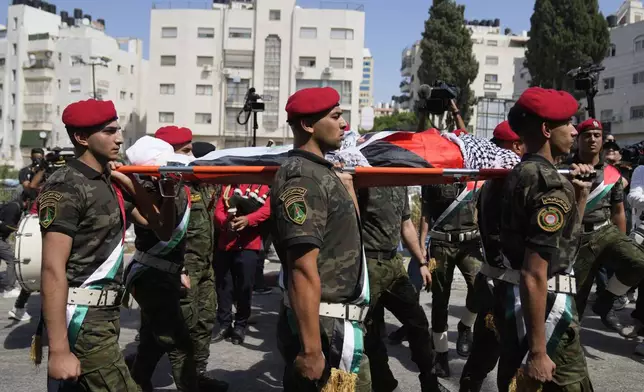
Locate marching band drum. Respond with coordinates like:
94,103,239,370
14,214,42,292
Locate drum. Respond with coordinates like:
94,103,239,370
14,214,42,292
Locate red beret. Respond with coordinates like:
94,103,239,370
155,126,192,146
62,99,117,128
285,87,340,121
577,118,603,133
515,87,579,122
493,121,520,141
453,129,468,136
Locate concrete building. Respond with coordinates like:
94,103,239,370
616,0,644,25
0,1,148,168
398,22,528,138
147,0,365,148
360,48,373,108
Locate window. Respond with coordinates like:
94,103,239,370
161,27,178,38
161,55,176,66
224,50,254,69
196,84,213,96
195,113,212,124
0,58,5,66
160,84,175,95
13,17,18,30
12,44,17,55
600,109,614,122
130,93,134,100
11,69,16,82
69,78,81,93
269,10,281,21
300,27,317,39
487,40,498,46
70,55,82,66
58,53,62,62
226,78,250,104
299,56,316,67
229,27,252,39
330,57,352,69
197,27,215,38
484,74,498,83
633,71,644,84
484,92,498,98
631,106,644,119
263,35,282,131
485,56,499,65
360,86,369,91
607,44,616,57
330,28,354,40
159,112,175,123
130,65,134,74
117,65,122,73
11,93,15,105
57,79,61,89
11,120,14,131
364,60,371,66
636,37,644,52
225,108,247,135
120,91,127,100
603,77,615,90
297,80,351,105
363,73,370,78
196,56,214,67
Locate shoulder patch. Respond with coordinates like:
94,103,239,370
280,187,308,225
541,196,571,213
38,191,63,229
537,206,564,233
190,193,202,203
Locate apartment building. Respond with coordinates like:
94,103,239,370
360,48,373,108
0,1,148,168
399,21,528,138
148,0,365,148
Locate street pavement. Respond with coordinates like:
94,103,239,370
1,260,643,391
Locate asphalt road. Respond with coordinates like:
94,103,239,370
1,261,643,392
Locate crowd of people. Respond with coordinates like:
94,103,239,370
0,83,642,392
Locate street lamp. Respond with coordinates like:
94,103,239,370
77,56,110,99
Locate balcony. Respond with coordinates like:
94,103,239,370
401,58,412,77
23,121,53,132
483,82,502,91
28,33,56,53
23,60,55,79
400,81,410,93
23,93,54,105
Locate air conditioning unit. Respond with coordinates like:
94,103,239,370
323,66,333,74
222,68,232,76
202,64,213,72
296,66,304,73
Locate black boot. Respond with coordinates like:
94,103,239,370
126,353,154,392
388,325,407,345
211,325,233,343
433,352,450,378
459,377,484,392
198,371,229,392
592,291,626,335
420,372,450,392
456,322,473,357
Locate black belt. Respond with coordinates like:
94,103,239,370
365,249,397,260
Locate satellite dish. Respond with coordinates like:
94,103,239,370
360,107,375,132
39,131,47,140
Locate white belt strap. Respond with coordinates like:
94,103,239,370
429,229,479,243
479,263,577,295
67,288,123,307
134,250,182,274
283,295,369,322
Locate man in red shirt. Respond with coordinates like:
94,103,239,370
212,184,271,344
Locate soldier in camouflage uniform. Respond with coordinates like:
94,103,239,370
40,99,175,391
420,180,483,377
358,186,447,392
273,87,371,391
496,87,594,391
560,119,644,336
459,121,524,392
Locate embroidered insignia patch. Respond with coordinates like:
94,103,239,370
38,191,63,229
541,196,571,213
190,193,202,203
537,206,564,232
280,187,308,225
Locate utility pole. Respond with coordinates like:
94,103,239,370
78,57,109,99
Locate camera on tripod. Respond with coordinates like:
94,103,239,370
567,63,605,92
243,88,265,113
415,81,460,115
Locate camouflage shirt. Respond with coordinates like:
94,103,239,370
422,183,477,233
562,156,623,225
500,154,581,277
38,159,133,318
184,183,214,269
358,187,410,252
272,149,364,304
477,179,506,269
134,179,189,265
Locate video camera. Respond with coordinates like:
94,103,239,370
415,81,460,115
243,88,266,113
621,141,644,166
40,147,75,175
567,63,605,91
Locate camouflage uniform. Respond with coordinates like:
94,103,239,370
560,158,644,324
272,149,371,392
358,187,442,392
127,183,200,392
496,154,592,391
422,183,482,371
460,179,506,392
38,159,138,391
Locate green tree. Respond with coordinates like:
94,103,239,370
418,0,479,126
369,112,418,133
524,0,609,91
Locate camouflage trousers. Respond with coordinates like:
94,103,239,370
430,239,482,334
55,318,139,392
130,268,199,392
495,282,593,392
364,254,437,392
574,224,644,317
181,260,216,373
277,306,372,392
